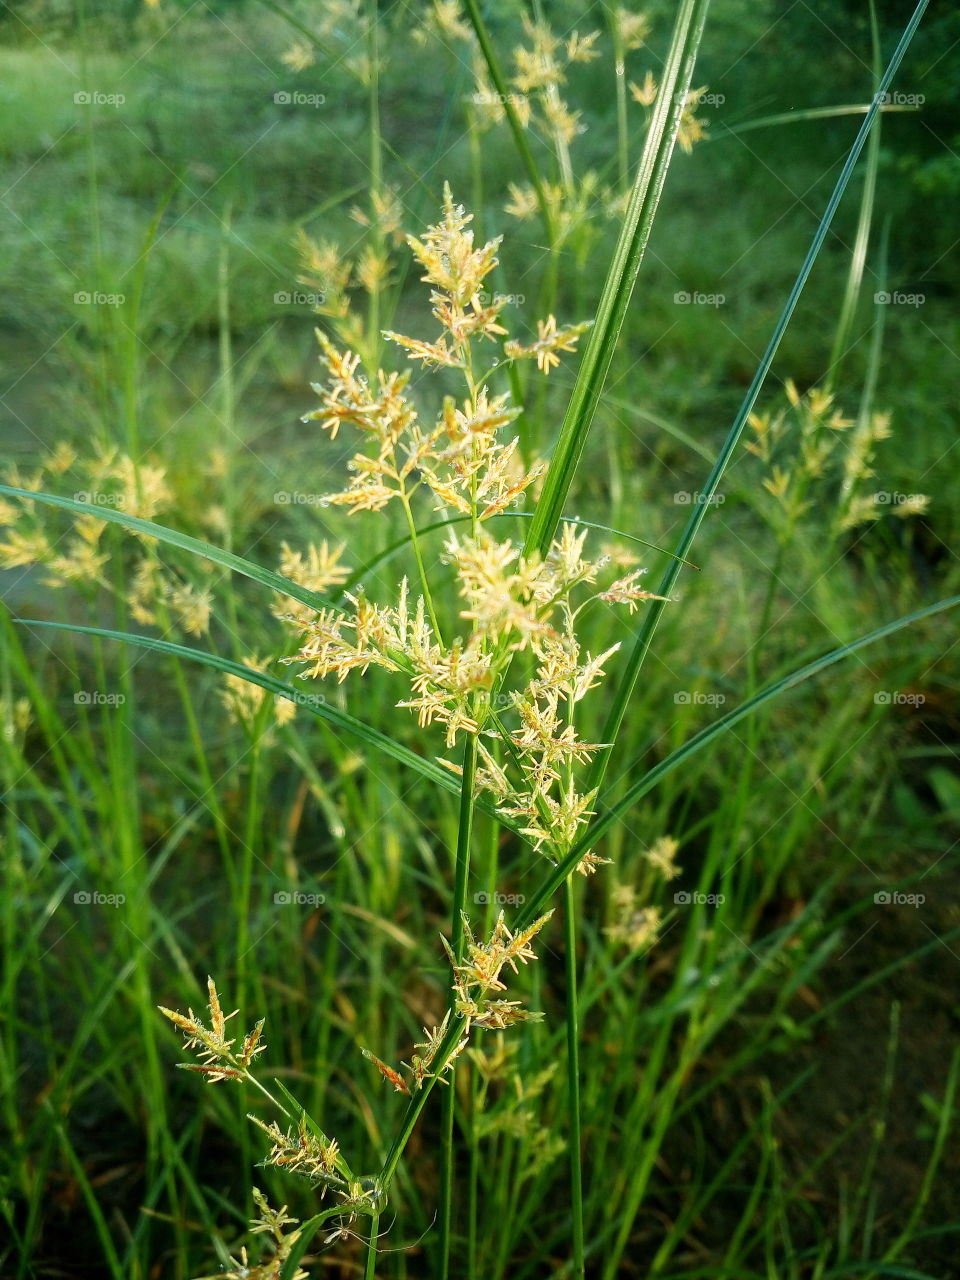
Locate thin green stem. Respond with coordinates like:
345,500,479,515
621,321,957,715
563,876,585,1279
363,1209,380,1280
366,0,383,369
398,489,444,643
461,0,555,242
439,726,479,1279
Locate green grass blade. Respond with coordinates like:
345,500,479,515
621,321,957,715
826,3,883,387
278,1206,375,1280
524,0,712,558
13,617,521,834
515,590,960,928
0,484,340,615
337,511,695,598
52,1117,125,1278
713,101,920,140
590,0,931,793
461,0,555,237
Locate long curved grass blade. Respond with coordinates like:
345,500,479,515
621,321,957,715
524,0,712,558
278,1205,375,1280
0,484,340,614
712,100,920,141
461,0,554,237
336,511,696,599
589,0,931,795
827,2,883,387
14,617,520,831
515,590,960,928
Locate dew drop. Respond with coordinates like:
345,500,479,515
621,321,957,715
300,414,312,423
491,358,499,366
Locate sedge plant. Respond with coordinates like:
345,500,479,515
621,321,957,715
2,1,955,1276
155,184,670,1278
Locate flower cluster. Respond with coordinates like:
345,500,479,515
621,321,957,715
282,191,662,879
442,909,555,1029
248,1115,344,1192
362,1011,468,1096
158,975,266,1084
0,445,215,638
160,979,384,1252
747,379,929,538
192,1189,307,1280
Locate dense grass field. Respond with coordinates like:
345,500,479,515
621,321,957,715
1,2,959,1277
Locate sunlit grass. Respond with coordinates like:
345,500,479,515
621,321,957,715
1,2,958,1278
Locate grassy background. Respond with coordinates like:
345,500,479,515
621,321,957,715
1,1,959,1277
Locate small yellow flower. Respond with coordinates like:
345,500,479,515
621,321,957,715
280,39,315,72
629,70,658,107
504,313,592,375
